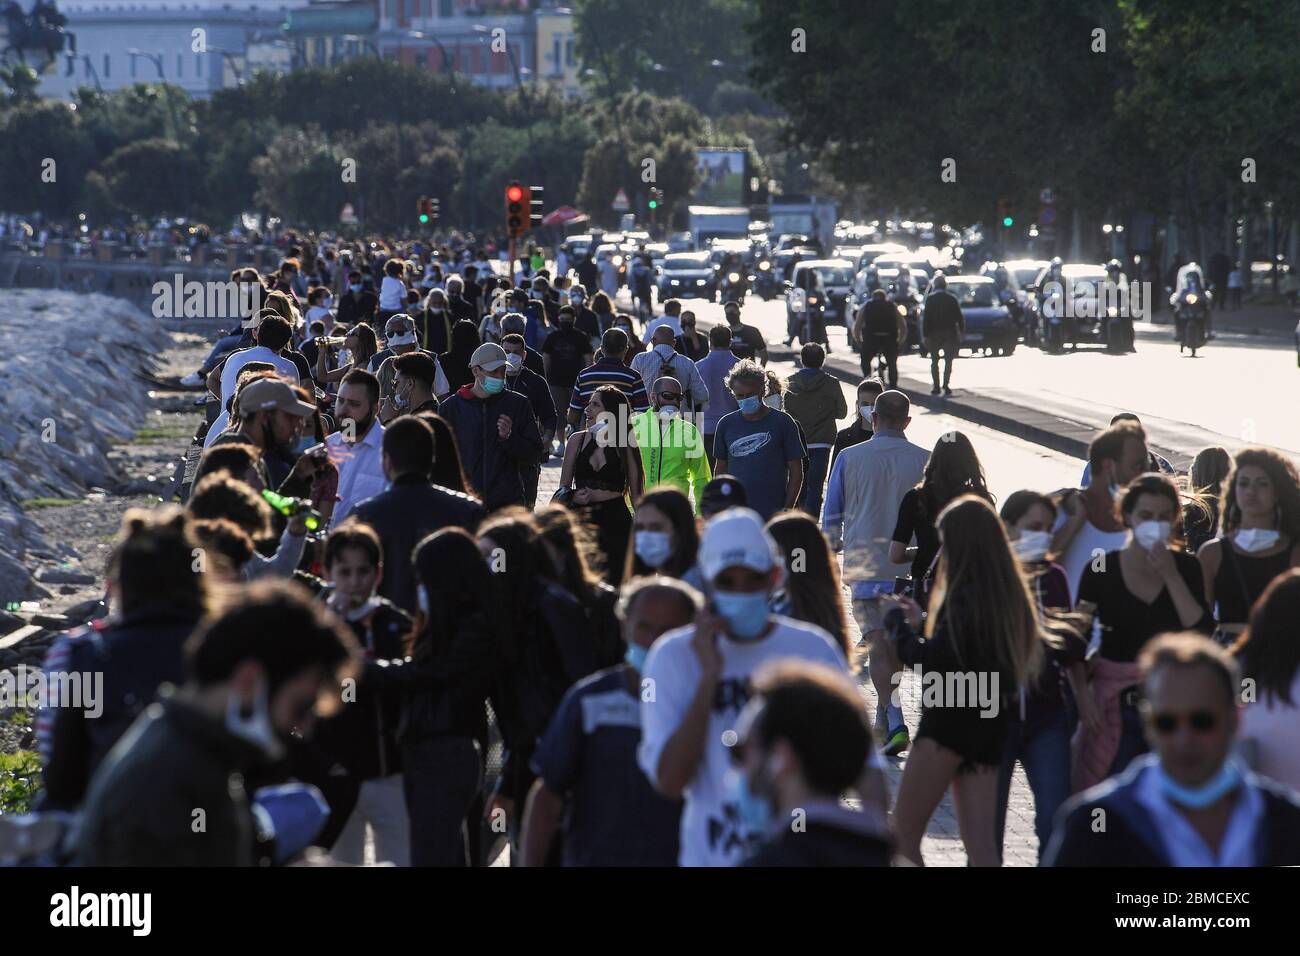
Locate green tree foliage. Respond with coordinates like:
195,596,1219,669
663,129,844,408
101,138,201,219
0,99,93,218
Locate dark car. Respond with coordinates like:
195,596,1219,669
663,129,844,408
942,275,1019,356
657,251,718,301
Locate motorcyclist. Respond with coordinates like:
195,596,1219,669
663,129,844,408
1170,260,1213,342
1102,259,1134,351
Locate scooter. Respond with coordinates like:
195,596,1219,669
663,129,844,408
1171,288,1209,356
720,269,748,304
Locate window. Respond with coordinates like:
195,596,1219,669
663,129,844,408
565,37,575,67
103,53,110,77
177,53,183,78
196,54,202,77
130,55,136,78
439,0,452,16
551,37,560,74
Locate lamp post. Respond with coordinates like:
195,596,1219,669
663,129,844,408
205,46,244,86
65,52,103,91
126,48,164,79
402,29,456,94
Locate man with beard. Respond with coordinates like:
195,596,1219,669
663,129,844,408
326,369,387,524
209,377,325,494
445,276,477,325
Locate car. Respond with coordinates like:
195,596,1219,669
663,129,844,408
594,242,628,286
667,231,694,252
939,275,1019,355
798,258,856,325
645,242,669,273
565,234,596,261
853,242,911,274
657,251,718,300
1031,263,1128,350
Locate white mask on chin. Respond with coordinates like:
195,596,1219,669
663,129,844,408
1234,528,1281,552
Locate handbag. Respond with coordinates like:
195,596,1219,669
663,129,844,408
550,486,574,506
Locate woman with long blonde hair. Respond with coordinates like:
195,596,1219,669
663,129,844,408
887,494,1044,866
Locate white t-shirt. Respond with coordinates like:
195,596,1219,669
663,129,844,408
379,275,406,311
218,346,300,406
638,616,847,867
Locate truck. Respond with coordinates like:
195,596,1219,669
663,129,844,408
769,196,838,254
688,205,751,249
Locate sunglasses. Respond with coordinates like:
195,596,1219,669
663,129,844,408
1148,710,1219,735
658,392,682,401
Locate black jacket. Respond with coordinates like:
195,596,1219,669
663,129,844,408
351,475,484,615
856,299,901,339
922,289,965,341
311,597,413,781
831,419,873,470
41,606,203,811
1044,757,1300,867
75,691,268,866
743,808,892,867
368,609,496,743
438,386,544,511
338,289,378,327
507,364,558,441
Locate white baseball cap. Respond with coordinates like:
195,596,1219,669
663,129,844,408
698,507,785,585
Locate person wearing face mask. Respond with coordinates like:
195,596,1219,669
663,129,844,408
624,486,701,582
631,326,710,417
674,310,708,362
497,309,546,378
736,660,891,867
541,305,594,446
642,297,684,344
566,283,601,345
1198,447,1300,642
326,369,388,525
695,325,740,474
520,577,693,867
338,269,378,328
374,316,450,413
723,300,769,365
996,490,1094,861
383,351,442,422
1075,474,1213,791
438,342,544,512
631,377,713,512
831,378,884,470
637,507,848,867
313,522,415,866
420,287,455,354
500,333,557,506
712,362,805,522
1046,632,1300,867
74,580,360,866
1052,421,1153,604
783,343,848,520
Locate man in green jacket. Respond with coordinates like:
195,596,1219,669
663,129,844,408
783,343,848,519
631,376,712,514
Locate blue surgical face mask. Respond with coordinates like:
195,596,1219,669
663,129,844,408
349,283,361,293
624,642,649,672
737,395,763,416
481,374,506,395
292,435,316,455
712,589,770,641
635,530,673,568
727,767,774,833
1156,759,1241,809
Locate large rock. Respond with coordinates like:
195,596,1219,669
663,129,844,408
0,290,166,602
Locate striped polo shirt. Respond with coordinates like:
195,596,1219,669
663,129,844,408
569,358,651,413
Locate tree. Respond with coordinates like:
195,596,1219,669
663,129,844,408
250,127,347,229
0,100,93,217
101,138,201,220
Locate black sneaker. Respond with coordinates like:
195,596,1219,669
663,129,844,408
930,386,941,395
943,386,953,396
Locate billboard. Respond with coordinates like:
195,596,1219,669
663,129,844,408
693,148,748,207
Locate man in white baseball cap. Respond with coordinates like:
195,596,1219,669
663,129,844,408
637,507,852,867
374,313,449,422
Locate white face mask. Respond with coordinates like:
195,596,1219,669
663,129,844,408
1133,520,1171,550
657,405,679,422
1234,528,1281,553
859,403,874,421
1012,529,1052,562
505,352,523,373
763,394,782,410
224,673,285,761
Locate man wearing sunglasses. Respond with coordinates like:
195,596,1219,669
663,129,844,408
1044,632,1300,866
630,377,712,514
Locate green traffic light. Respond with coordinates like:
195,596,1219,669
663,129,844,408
419,214,430,223
1002,217,1013,227
648,200,658,209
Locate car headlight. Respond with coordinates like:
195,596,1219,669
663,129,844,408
808,296,819,304
759,261,771,271
728,272,740,283
613,256,624,266
1185,293,1198,304
696,279,705,285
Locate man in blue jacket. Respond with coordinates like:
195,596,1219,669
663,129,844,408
438,342,544,512
1044,632,1300,867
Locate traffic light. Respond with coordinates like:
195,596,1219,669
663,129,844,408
417,195,439,225
529,185,544,229
647,188,660,210
506,181,528,237
428,197,440,223
997,198,1013,228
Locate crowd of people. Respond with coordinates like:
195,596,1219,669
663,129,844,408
17,233,1300,869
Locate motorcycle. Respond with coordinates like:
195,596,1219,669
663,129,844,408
1171,287,1209,356
1040,286,1067,352
720,269,748,304
752,260,779,300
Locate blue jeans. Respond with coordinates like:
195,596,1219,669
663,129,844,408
995,705,1075,862
800,446,831,520
199,332,244,373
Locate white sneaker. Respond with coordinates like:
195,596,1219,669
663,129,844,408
179,372,204,387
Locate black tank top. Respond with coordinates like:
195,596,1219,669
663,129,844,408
575,432,627,493
1215,542,1292,624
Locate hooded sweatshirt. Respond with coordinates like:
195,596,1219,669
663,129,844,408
783,367,848,446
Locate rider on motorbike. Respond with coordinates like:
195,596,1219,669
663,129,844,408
1170,261,1213,344
1102,258,1135,352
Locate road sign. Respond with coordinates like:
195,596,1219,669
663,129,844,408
612,188,630,212
1039,206,1057,226
1039,187,1055,205
340,202,358,224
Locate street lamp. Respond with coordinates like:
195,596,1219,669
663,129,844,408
65,52,104,91
126,48,164,79
404,29,456,94
472,23,524,91
205,46,244,86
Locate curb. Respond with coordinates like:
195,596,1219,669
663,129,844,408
768,345,1187,470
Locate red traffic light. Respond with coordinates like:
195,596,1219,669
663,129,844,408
506,185,525,203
